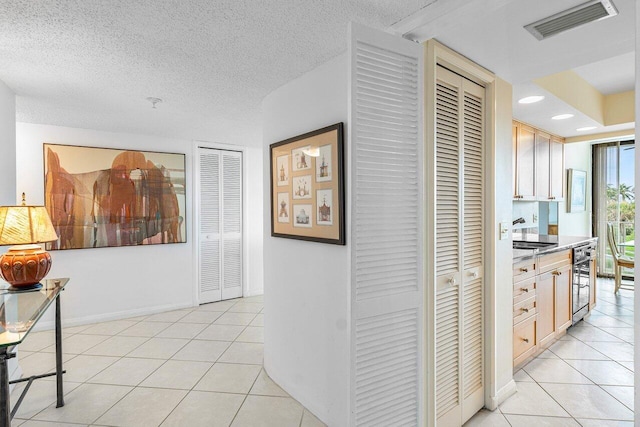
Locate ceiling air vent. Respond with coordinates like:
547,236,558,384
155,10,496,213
524,0,618,41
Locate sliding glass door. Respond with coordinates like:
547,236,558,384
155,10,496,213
593,141,635,278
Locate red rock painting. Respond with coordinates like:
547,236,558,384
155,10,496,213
44,145,186,250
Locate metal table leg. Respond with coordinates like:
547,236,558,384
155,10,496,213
55,294,64,408
0,349,15,427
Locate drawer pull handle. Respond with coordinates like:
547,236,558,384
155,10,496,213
521,307,529,313
522,338,529,343
553,270,562,276
520,267,528,273
520,288,529,293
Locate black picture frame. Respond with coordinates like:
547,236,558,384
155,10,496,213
270,123,345,245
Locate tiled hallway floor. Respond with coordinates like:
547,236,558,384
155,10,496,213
466,278,635,426
11,295,326,427
10,279,636,426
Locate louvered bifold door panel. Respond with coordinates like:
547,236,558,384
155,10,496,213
461,80,485,424
349,23,423,427
199,149,222,303
221,152,243,300
434,66,463,425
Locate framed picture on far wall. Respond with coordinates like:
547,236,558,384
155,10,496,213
269,123,345,245
44,143,187,250
567,168,587,213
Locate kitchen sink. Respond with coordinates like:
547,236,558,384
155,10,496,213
513,240,558,250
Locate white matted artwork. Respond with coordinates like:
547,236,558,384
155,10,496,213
316,144,332,182
277,192,290,223
292,146,312,171
276,155,289,186
293,204,312,228
317,189,333,225
292,175,312,199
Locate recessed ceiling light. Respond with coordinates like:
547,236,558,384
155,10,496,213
552,114,574,120
576,126,597,131
518,95,545,104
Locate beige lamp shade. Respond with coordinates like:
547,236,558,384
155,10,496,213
0,205,58,246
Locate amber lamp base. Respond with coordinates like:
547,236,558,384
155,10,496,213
0,244,52,287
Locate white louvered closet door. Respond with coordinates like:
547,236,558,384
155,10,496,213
349,23,424,427
198,148,243,304
435,66,485,426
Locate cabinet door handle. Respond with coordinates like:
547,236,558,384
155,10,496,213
553,270,562,276
520,267,528,272
522,338,529,343
447,277,457,286
521,307,529,313
520,287,529,293
472,272,479,279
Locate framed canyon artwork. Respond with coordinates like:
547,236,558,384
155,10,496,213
270,123,345,245
44,144,186,250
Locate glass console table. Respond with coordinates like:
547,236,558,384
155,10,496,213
0,278,68,427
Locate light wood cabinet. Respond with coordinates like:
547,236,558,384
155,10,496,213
554,263,572,333
513,249,573,368
536,270,555,347
535,131,551,200
513,122,536,200
513,121,565,201
550,136,565,201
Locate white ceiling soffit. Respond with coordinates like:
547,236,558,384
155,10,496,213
572,51,635,95
395,0,635,139
398,0,635,84
0,1,432,146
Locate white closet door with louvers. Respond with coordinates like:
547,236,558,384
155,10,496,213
349,23,424,427
434,65,485,426
198,148,243,304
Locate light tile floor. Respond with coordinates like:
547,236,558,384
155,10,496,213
11,295,326,427
466,278,635,426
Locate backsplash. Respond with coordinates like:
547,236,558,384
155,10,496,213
513,200,559,237
512,201,538,231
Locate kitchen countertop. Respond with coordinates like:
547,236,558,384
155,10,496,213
513,235,598,261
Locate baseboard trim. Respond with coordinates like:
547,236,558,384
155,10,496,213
32,302,195,332
486,379,517,410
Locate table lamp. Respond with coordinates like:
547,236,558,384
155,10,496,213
0,193,58,288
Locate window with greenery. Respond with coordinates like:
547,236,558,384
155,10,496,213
593,141,635,278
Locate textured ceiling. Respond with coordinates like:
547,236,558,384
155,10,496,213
3,0,636,145
0,0,429,146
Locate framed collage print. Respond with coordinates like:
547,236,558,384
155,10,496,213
270,123,345,245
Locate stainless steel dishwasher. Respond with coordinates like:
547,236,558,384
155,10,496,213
572,240,597,324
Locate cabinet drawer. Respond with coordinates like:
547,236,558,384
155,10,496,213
513,259,536,282
513,277,536,304
514,315,536,361
538,249,571,274
514,296,537,325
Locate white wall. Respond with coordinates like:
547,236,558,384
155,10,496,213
487,77,517,408
0,80,16,205
262,54,349,426
244,147,265,295
558,141,592,237
16,123,263,327
0,79,21,382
